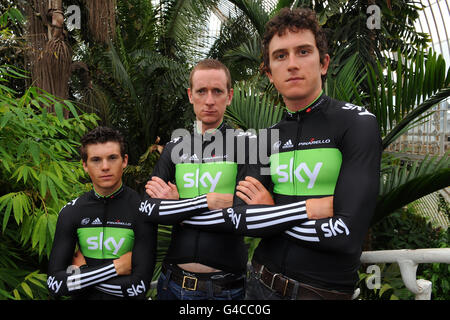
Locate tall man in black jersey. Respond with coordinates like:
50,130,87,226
179,8,382,300
47,127,157,299
142,59,333,300
144,59,251,300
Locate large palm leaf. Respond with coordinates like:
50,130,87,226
373,152,450,225
225,81,284,131
367,49,450,148
325,53,366,105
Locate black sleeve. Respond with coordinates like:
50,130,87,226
47,208,119,298
282,112,381,253
140,137,213,224
94,214,157,299
182,200,308,237
233,132,273,207
138,194,210,224
149,140,176,183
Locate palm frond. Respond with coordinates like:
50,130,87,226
225,82,284,131
103,42,138,101
226,0,270,36
223,36,262,67
382,88,450,149
158,0,214,61
325,53,366,105
373,152,450,225
367,49,450,143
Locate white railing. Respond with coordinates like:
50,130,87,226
360,248,450,300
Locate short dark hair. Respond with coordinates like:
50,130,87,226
80,126,126,162
189,59,232,91
262,7,328,81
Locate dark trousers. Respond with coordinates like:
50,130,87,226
157,266,245,300
245,263,353,300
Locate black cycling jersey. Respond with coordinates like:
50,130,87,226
47,185,157,299
183,93,382,292
142,122,255,274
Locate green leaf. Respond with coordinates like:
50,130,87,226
39,174,48,199
54,102,65,123
25,273,46,290
31,214,47,255
47,214,57,239
29,142,40,166
12,193,24,224
0,288,14,300
20,282,33,299
2,199,13,231
63,100,79,120
12,289,20,300
46,177,58,202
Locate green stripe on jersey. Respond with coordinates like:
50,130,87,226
77,227,134,259
175,161,237,198
270,148,342,196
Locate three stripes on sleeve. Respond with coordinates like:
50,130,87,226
183,200,319,241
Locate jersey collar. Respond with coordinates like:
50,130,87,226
285,91,326,120
92,183,124,200
194,120,226,134
194,120,227,139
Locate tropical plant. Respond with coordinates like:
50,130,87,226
0,65,98,299
215,0,450,225
366,47,450,224
0,2,27,94
225,80,284,131
75,0,223,163
209,0,429,87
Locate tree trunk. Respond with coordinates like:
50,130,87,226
85,0,116,44
26,0,72,117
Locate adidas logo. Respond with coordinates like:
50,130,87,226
189,154,199,161
282,139,294,149
92,218,102,225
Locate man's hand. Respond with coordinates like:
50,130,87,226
305,196,334,219
236,176,274,205
113,251,132,275
72,250,86,267
145,176,179,200
206,193,233,210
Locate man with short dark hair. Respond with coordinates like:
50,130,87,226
242,7,381,300
181,8,382,300
47,126,157,299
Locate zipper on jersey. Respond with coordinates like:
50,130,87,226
282,112,303,272
294,112,303,196
102,198,108,260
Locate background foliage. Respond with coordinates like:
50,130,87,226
0,65,98,299
0,0,448,299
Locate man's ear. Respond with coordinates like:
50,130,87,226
122,154,128,168
187,87,193,104
227,88,234,106
82,161,88,173
266,71,273,83
320,54,330,75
